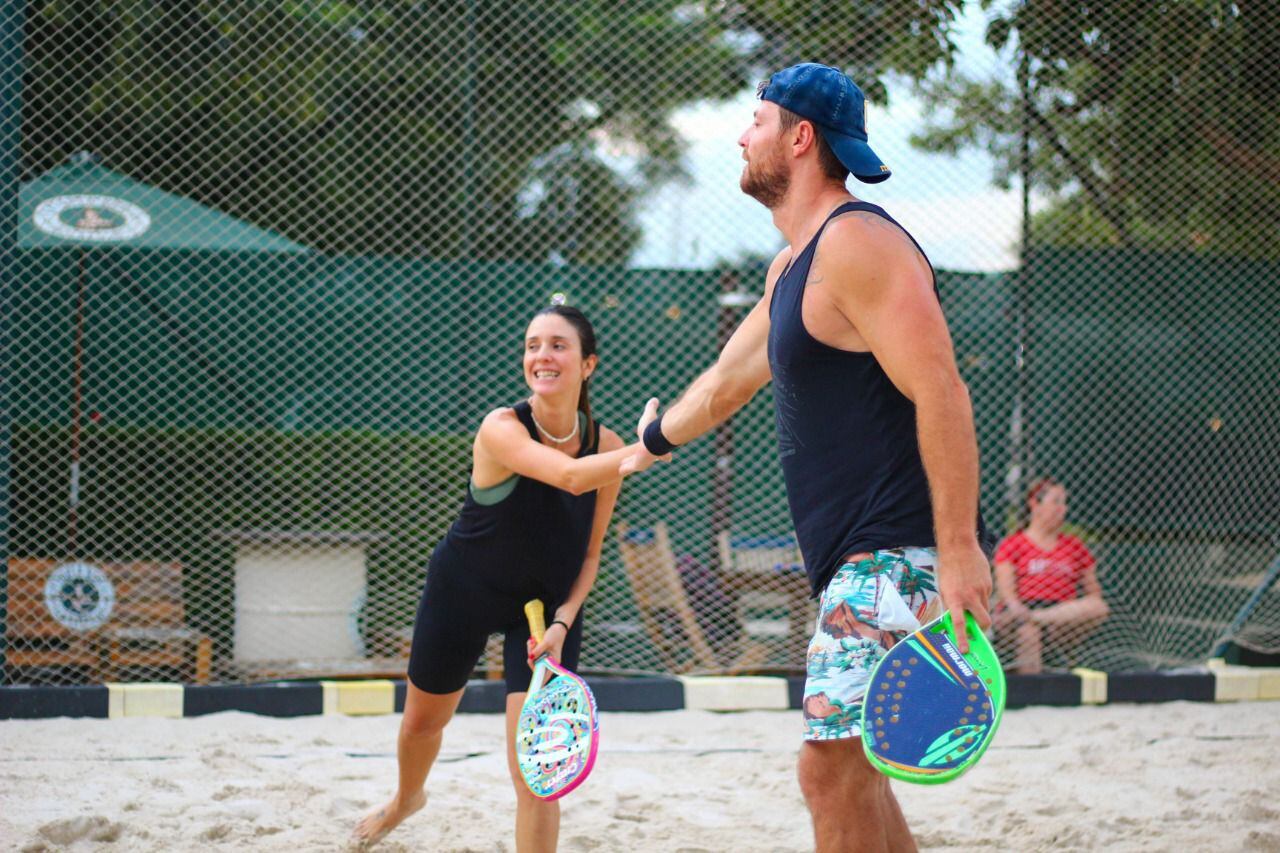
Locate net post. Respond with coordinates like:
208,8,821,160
1210,553,1280,660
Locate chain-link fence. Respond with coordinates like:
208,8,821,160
3,1,1277,687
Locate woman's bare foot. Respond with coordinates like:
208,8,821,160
351,789,427,850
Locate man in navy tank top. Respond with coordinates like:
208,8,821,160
623,63,993,852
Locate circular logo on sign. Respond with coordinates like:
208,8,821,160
44,562,115,631
32,195,152,242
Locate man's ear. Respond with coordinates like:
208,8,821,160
791,120,819,158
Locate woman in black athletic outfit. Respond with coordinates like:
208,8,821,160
354,306,659,851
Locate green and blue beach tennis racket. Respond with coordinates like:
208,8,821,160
861,611,1006,785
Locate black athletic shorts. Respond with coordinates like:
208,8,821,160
407,558,583,695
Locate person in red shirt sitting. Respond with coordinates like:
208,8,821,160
994,478,1109,673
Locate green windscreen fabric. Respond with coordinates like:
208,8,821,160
1023,247,1279,536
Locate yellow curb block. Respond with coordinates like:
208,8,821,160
321,680,396,716
106,683,184,719
1256,668,1280,701
1071,668,1107,705
678,676,789,711
1207,659,1261,702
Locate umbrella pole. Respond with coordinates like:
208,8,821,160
68,247,87,558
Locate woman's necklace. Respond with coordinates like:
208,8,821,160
529,406,578,444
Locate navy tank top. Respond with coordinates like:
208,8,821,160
767,200,986,596
430,401,600,603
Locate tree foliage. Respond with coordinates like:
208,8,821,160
716,0,968,102
25,0,741,261
913,1,1280,259
31,1,1273,262
24,0,974,263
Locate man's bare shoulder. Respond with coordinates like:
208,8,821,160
817,210,932,288
764,246,792,284
825,210,922,260
746,247,792,303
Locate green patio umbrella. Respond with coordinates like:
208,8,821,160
18,154,309,556
20,157,308,252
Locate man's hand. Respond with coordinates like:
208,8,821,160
619,398,668,475
936,540,993,654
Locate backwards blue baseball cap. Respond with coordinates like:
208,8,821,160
758,62,891,184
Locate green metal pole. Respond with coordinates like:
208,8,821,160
463,0,476,260
1007,18,1033,528
0,0,24,684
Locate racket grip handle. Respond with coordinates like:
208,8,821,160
524,599,546,644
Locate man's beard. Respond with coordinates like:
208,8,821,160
740,149,790,209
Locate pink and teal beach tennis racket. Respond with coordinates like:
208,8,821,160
515,600,600,801
861,611,1006,785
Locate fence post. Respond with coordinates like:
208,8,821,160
710,270,739,565
1006,32,1033,523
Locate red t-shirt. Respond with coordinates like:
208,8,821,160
994,531,1096,603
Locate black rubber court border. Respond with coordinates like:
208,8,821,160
0,670,1239,719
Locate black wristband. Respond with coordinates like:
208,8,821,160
549,619,570,633
642,414,678,456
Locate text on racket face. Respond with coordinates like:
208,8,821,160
939,636,975,679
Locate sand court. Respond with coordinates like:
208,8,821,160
2,700,1279,851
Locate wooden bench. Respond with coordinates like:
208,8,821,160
6,558,212,684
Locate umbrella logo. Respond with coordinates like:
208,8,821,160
33,194,152,242
44,562,116,631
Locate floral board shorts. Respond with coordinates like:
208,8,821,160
802,547,943,741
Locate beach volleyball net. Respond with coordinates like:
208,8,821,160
4,2,1278,686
